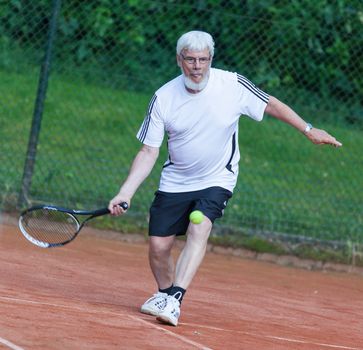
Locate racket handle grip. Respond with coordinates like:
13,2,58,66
93,202,128,217
119,202,128,210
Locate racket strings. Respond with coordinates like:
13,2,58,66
20,209,79,244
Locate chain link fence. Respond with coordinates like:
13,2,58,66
1,1,362,251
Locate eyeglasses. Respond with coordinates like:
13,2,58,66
180,53,211,65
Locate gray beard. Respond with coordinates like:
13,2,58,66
182,70,210,92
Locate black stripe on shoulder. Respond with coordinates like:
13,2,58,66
237,74,269,103
138,94,157,143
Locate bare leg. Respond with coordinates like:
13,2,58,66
148,235,176,290
174,216,212,289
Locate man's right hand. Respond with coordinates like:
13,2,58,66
108,195,130,216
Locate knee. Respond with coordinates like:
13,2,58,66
188,218,212,242
149,236,174,258
187,231,209,248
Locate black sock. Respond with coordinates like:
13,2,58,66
159,285,173,294
169,286,186,303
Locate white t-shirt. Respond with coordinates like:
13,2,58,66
137,68,269,193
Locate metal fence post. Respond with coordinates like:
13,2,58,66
17,0,62,208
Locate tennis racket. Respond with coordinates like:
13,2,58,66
18,202,128,248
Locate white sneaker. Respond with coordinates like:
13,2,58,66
140,292,168,316
156,295,181,326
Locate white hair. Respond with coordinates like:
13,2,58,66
176,31,215,57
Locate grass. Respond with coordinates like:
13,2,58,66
1,63,362,265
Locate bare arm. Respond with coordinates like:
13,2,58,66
108,144,159,215
265,96,342,147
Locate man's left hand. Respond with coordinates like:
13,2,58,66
305,128,343,147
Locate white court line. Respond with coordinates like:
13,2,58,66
266,335,361,350
1,296,361,350
183,322,362,350
128,315,213,350
0,337,25,350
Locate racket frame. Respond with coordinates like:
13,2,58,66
18,203,126,248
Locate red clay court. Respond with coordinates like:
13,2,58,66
1,217,363,350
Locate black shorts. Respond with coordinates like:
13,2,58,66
149,186,232,237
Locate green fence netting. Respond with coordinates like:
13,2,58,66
1,0,362,249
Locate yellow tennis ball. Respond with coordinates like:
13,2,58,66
189,210,204,224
